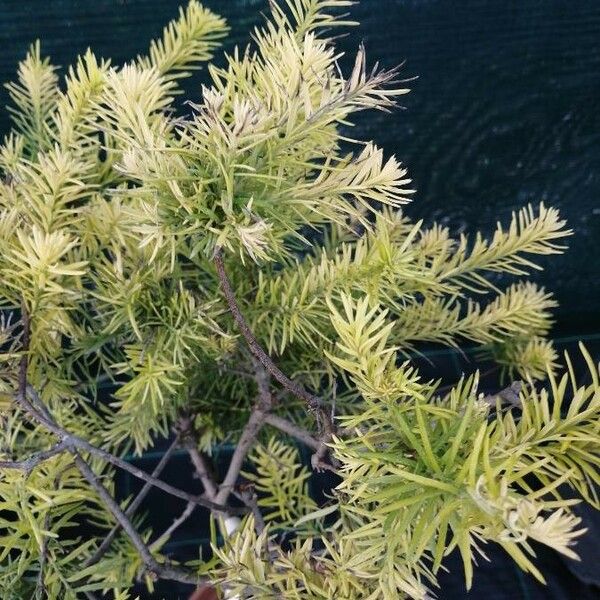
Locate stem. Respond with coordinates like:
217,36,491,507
213,357,274,507
234,488,265,534
0,440,70,473
263,414,320,451
72,451,201,585
83,436,181,568
214,249,322,411
214,406,267,505
177,416,219,500
11,300,238,587
149,502,196,552
187,445,218,499
13,390,244,515
214,253,338,480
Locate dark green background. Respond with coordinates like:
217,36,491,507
1,0,599,336
1,2,599,598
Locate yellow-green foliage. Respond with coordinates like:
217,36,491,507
243,437,316,526
0,1,597,598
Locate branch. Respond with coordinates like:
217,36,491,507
234,487,265,534
177,416,218,499
83,436,181,568
263,414,320,451
214,253,339,478
483,380,523,408
13,388,245,515
12,300,243,587
214,248,323,411
0,440,70,474
213,357,274,506
13,303,240,515
74,434,241,512
187,446,218,499
149,501,196,552
72,450,202,585
214,404,268,505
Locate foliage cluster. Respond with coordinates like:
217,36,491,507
0,1,597,599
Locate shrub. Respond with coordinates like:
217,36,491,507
0,1,597,599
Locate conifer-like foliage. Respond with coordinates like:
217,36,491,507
0,1,598,598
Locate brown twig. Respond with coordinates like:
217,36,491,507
11,300,237,587
187,446,218,499
12,390,244,515
483,380,523,408
177,416,219,500
214,404,268,505
214,251,339,474
214,248,322,411
149,501,196,552
213,358,274,506
72,451,202,585
12,304,240,516
83,436,181,568
234,487,265,534
263,414,320,451
0,440,70,474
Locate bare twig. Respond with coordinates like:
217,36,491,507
177,416,218,500
0,440,70,474
12,391,245,515
187,445,219,499
83,436,181,568
213,358,274,506
234,487,265,534
214,248,322,411
214,253,339,477
311,440,339,473
72,451,202,585
310,411,340,472
483,381,523,408
214,405,268,505
73,436,241,513
252,355,271,405
263,414,320,451
12,304,239,515
149,501,196,552
11,300,238,587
